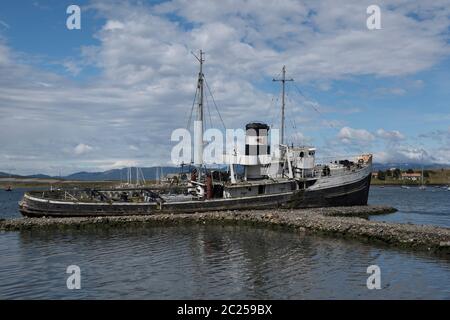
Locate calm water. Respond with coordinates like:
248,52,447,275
369,186,450,227
0,186,449,299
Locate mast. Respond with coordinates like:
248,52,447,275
421,150,424,186
421,164,424,186
273,66,293,145
193,50,205,177
136,167,139,186
198,50,204,127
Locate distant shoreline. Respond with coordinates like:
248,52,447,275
1,177,449,189
371,180,449,186
371,168,450,186
0,178,153,189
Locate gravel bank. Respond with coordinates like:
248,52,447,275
1,205,449,252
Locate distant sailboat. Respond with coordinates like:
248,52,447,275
419,151,426,190
5,169,14,191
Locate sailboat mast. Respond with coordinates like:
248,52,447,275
194,50,205,177
281,66,286,145
421,151,424,186
273,66,293,145
198,50,204,126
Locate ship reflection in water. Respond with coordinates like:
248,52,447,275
0,187,449,299
0,225,449,299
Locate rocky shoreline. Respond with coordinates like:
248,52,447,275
1,205,449,253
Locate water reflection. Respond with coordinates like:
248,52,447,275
0,225,448,299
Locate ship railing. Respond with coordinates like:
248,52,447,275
29,190,92,201
316,163,370,178
316,154,369,164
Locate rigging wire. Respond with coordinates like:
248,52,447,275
204,88,213,130
290,83,365,156
274,88,283,129
204,76,226,130
267,95,276,128
285,84,297,145
285,90,299,145
293,84,327,120
292,83,428,162
273,69,282,82
186,85,199,130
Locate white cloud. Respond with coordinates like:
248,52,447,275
376,128,405,141
374,145,428,164
73,143,93,155
62,60,82,76
1,0,450,173
373,143,450,165
129,145,139,151
338,127,375,144
288,132,313,146
99,160,139,170
432,148,450,164
103,20,125,31
86,0,450,84
0,41,11,66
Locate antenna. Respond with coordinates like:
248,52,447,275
273,66,294,145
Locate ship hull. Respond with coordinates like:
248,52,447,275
19,174,372,218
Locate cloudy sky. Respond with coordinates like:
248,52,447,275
1,0,450,175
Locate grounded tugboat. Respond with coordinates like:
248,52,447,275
19,52,372,217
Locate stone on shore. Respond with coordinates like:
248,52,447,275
1,205,449,253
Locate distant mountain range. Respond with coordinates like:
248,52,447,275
65,167,183,181
0,166,182,181
1,163,449,181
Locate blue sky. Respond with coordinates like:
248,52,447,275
0,0,450,175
